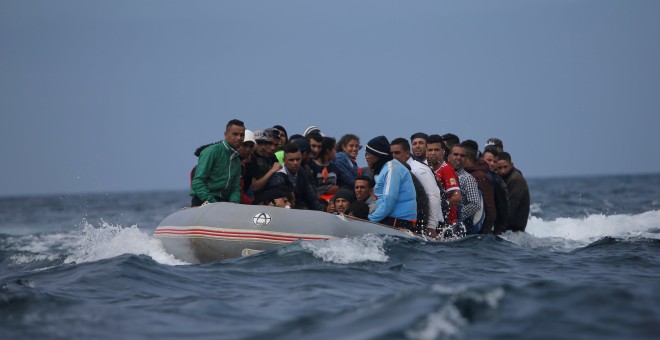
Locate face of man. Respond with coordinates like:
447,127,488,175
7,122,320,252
335,198,351,214
299,150,310,164
364,152,378,169
254,141,271,157
496,159,513,176
354,179,371,201
426,142,445,166
276,130,287,149
225,124,245,149
238,142,254,160
342,139,361,159
390,144,409,163
284,151,302,174
411,138,427,160
448,146,467,170
482,152,498,172
266,137,280,156
309,139,322,158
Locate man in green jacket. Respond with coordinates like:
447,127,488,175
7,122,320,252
190,119,246,206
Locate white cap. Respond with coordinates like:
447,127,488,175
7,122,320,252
303,125,324,137
243,129,256,144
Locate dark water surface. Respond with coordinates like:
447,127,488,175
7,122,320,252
1,174,659,339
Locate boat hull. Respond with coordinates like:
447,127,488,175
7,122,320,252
154,203,416,263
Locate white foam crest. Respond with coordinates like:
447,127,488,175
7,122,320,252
63,220,187,266
501,210,660,251
7,233,78,265
407,285,505,340
301,234,389,264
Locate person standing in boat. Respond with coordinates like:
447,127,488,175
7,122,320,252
309,136,341,202
448,144,485,235
426,134,461,225
496,152,530,232
390,137,443,237
333,134,362,189
364,136,417,231
410,132,429,164
190,119,245,207
266,143,323,211
245,128,282,200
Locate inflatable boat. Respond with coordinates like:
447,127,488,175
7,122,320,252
154,202,419,263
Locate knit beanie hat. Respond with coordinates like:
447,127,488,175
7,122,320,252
365,136,390,159
333,188,355,203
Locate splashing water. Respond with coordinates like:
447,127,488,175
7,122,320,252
301,234,390,264
63,220,186,265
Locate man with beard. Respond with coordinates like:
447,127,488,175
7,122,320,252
410,132,429,164
496,152,530,232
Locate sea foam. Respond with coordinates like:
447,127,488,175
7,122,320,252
63,220,187,266
301,234,390,264
503,209,660,251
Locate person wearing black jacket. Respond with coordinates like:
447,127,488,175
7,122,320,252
496,152,530,232
265,143,323,211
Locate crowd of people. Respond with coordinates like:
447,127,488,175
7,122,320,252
189,119,531,239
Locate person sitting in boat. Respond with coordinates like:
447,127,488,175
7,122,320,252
333,134,362,189
354,175,377,214
253,186,293,208
245,128,282,199
190,119,245,207
347,200,370,220
265,143,323,211
237,129,256,204
273,124,288,163
328,188,355,215
364,135,418,231
309,136,341,202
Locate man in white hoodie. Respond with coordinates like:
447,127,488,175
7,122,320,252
390,137,443,238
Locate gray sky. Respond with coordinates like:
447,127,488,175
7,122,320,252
1,0,659,196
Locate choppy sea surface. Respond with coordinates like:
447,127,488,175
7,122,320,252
1,174,659,339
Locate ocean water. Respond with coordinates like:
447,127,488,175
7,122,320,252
1,174,659,339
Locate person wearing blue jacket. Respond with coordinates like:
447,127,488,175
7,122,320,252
365,136,417,230
333,134,362,189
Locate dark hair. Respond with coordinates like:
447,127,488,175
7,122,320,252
483,148,499,158
318,136,336,160
410,132,429,142
288,134,304,142
282,143,300,155
336,134,360,152
460,140,479,162
427,134,443,144
498,151,512,163
226,119,244,131
306,131,323,143
442,133,460,147
390,137,411,152
355,175,375,188
347,200,370,219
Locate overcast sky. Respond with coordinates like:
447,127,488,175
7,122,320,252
1,0,659,197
